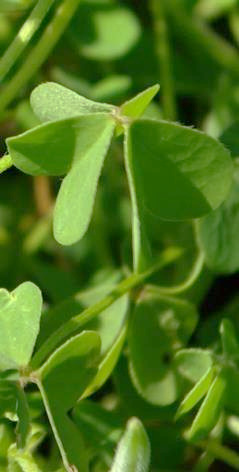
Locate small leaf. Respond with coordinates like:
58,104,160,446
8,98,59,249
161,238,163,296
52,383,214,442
0,282,42,371
220,318,239,359
30,82,114,122
174,349,213,383
128,295,198,405
121,84,160,120
39,331,101,472
187,371,226,442
176,366,215,420
53,114,115,245
71,2,141,60
125,120,232,270
82,324,127,398
8,444,41,472
110,417,150,472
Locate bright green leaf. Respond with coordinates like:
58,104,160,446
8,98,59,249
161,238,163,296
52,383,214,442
128,295,198,405
39,331,101,472
71,2,141,60
110,417,150,472
82,324,127,398
0,282,42,370
187,371,226,442
30,82,114,122
176,366,215,419
121,84,160,120
53,114,115,245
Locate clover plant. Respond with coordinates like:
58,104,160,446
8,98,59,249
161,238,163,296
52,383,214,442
2,1,239,471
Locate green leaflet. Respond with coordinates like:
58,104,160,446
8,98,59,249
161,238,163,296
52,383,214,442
7,113,114,178
121,84,160,120
70,2,141,61
0,282,42,371
110,418,150,472
174,349,213,383
187,371,226,441
82,324,127,398
197,169,239,274
125,119,232,270
128,295,198,406
176,366,215,419
39,331,101,472
30,82,114,122
53,114,115,245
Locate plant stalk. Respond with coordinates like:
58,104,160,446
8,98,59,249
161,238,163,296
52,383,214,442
31,247,182,369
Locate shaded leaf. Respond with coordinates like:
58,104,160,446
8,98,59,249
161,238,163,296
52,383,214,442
174,349,213,383
128,295,198,405
220,318,239,359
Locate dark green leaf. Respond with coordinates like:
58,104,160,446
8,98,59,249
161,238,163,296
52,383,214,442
125,120,232,269
129,295,198,405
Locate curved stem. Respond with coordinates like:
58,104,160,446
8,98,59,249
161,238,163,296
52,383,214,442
0,0,81,114
31,246,183,369
0,0,55,81
197,440,239,470
147,251,204,296
0,154,13,174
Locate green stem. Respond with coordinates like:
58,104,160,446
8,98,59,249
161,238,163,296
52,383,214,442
0,0,55,81
165,0,239,79
150,0,177,121
197,440,239,470
31,246,182,369
147,251,204,296
0,154,13,174
0,0,81,114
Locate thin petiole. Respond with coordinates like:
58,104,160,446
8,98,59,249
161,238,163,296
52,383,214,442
31,246,183,369
147,251,204,296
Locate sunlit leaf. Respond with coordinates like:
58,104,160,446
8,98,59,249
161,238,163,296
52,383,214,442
0,282,42,371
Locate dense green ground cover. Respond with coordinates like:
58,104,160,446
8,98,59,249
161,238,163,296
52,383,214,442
2,0,239,470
